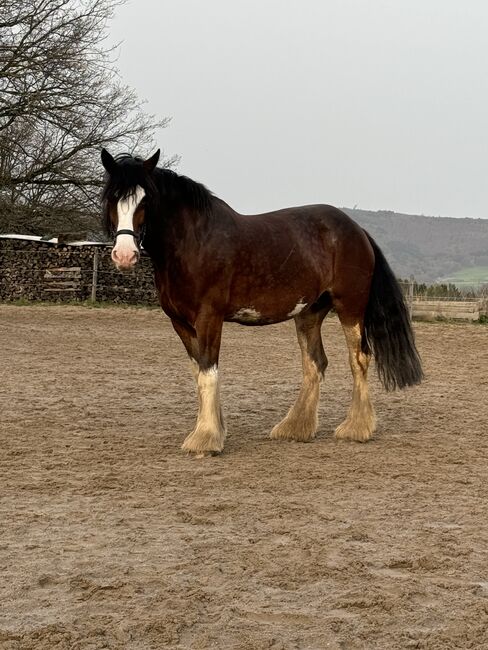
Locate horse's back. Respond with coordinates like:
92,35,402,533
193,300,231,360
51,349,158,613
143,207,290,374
232,203,373,276
217,202,374,322
237,202,357,227
234,203,370,248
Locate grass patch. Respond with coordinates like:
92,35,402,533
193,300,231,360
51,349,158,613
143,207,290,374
441,266,488,287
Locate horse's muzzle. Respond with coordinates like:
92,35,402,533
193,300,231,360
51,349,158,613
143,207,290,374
111,246,139,271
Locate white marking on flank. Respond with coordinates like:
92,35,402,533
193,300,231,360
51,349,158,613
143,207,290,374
288,300,307,318
233,307,262,322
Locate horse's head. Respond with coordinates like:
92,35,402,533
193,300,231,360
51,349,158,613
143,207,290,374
101,149,160,271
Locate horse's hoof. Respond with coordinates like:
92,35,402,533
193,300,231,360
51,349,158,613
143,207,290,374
193,450,220,458
334,420,372,442
270,420,316,442
181,431,224,456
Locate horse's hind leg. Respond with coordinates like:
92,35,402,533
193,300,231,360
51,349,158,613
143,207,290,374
335,314,376,442
270,309,328,442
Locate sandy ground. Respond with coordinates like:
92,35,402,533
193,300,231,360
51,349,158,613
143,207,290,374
1,305,488,650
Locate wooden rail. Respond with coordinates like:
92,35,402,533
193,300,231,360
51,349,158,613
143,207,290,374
412,299,480,321
43,267,82,294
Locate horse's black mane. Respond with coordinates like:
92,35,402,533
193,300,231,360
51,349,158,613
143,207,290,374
102,153,213,217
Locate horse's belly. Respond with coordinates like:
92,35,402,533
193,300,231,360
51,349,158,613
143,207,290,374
226,298,309,326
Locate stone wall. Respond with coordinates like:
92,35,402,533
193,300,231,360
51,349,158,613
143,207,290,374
0,238,158,304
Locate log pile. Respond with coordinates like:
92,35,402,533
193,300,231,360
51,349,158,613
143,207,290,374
0,238,158,304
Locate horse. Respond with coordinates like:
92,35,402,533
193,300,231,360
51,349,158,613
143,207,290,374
101,148,423,457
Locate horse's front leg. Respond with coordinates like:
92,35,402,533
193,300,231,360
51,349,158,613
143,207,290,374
172,314,226,456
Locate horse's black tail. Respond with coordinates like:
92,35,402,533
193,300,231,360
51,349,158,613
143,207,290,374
362,232,424,391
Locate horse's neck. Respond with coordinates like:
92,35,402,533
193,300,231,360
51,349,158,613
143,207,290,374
174,204,216,242
148,201,218,265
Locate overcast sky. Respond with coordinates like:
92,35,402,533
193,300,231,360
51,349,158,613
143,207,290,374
111,0,488,218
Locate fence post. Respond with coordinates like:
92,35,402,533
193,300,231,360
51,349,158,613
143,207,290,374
91,248,99,302
408,275,414,320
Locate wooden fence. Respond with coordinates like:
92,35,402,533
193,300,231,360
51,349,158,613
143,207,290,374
400,278,485,322
411,299,481,322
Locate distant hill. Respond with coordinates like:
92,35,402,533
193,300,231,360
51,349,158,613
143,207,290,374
343,208,488,283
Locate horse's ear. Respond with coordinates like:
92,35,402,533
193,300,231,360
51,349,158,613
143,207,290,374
143,149,160,173
101,148,116,174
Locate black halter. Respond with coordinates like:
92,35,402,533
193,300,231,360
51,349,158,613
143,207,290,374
114,226,146,248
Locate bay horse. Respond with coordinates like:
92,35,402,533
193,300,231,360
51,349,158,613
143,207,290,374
101,148,423,456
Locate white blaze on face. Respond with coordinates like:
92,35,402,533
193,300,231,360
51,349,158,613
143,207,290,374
111,185,145,269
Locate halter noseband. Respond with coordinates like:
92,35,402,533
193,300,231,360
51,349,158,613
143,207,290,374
114,226,146,248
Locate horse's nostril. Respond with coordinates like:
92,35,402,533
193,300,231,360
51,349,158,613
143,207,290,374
111,247,138,268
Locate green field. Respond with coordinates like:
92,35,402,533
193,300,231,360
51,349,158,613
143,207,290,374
441,266,488,288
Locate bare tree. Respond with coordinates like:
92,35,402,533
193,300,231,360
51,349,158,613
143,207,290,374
0,0,174,235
